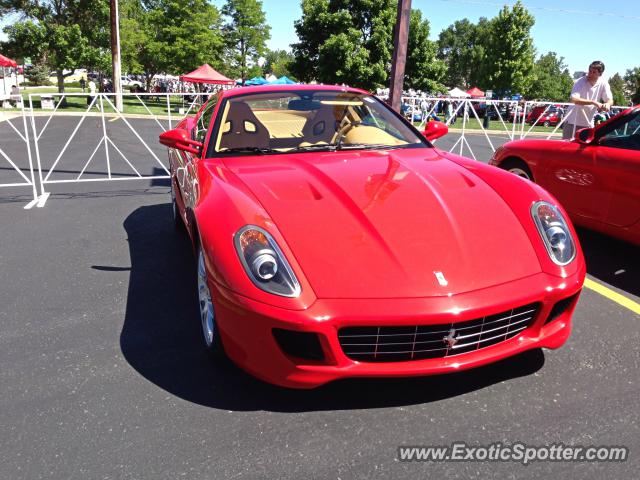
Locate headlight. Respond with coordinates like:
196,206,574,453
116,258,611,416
489,146,504,165
234,225,301,297
531,201,576,266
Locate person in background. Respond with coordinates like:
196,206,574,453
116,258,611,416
10,85,21,106
87,79,97,106
562,60,613,139
79,77,86,92
448,101,457,125
420,97,428,117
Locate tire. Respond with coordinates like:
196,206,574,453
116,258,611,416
501,158,534,182
170,176,183,230
197,246,225,359
543,120,550,127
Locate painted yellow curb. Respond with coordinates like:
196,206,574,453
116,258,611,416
584,278,640,315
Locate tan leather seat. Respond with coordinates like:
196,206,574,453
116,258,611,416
301,105,345,144
220,102,270,150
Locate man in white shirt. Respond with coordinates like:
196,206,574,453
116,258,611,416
87,79,97,106
562,61,613,139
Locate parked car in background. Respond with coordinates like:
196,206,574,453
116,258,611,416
158,84,585,388
121,76,143,88
47,69,87,84
527,105,564,127
491,106,640,245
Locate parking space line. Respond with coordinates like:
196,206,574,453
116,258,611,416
109,117,119,122
23,198,39,210
584,278,640,315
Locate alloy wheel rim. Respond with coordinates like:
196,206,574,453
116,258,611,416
509,167,531,180
170,181,177,220
197,249,215,347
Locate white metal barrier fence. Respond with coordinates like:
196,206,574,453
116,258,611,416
0,91,630,208
401,96,627,160
0,100,38,207
25,92,211,207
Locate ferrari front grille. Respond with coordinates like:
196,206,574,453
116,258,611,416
338,303,540,363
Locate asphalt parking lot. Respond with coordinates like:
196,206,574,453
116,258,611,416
1,115,638,479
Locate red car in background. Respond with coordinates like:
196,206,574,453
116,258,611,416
527,105,564,127
491,106,640,245
159,84,585,388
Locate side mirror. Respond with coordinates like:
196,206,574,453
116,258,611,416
159,128,203,155
575,127,595,145
422,121,448,141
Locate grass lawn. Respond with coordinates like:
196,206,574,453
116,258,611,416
2,88,199,117
3,90,561,136
414,116,561,135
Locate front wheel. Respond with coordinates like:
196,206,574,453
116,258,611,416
170,176,184,230
501,159,534,182
197,247,225,358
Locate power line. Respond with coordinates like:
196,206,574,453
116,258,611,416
437,0,640,21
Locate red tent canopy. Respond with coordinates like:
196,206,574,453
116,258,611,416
467,87,485,97
180,64,234,85
0,53,17,67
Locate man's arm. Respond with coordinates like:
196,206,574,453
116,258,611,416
570,92,602,109
600,82,614,111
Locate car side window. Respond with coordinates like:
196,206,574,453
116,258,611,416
194,95,220,144
599,113,640,151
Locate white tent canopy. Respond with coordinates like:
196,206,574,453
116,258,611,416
448,87,470,98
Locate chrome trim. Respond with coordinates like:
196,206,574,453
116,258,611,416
531,201,577,266
338,303,539,362
338,308,537,338
234,225,302,298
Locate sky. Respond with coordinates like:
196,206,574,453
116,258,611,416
2,0,637,80
237,0,638,79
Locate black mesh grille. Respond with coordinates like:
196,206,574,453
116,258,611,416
545,294,578,325
338,303,540,363
273,328,325,361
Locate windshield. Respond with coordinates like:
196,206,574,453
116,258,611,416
209,90,427,155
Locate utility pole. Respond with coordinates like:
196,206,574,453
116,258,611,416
110,0,123,112
388,0,411,113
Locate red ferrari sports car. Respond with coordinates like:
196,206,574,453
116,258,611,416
160,84,585,388
491,106,640,245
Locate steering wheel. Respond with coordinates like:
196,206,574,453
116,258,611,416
334,121,362,147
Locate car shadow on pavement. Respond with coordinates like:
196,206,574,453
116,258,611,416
120,203,545,413
577,227,640,298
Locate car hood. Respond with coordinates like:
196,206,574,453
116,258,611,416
224,147,541,298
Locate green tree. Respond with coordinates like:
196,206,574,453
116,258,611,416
527,52,573,101
262,49,294,78
24,62,51,86
609,73,627,106
222,0,271,84
437,18,488,89
290,0,395,90
483,1,536,95
404,10,446,93
624,67,640,105
1,0,110,94
119,0,149,76
119,0,226,89
155,0,225,75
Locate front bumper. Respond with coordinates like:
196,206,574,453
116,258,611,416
211,269,584,389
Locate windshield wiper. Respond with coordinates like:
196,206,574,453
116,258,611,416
290,144,337,152
219,147,279,155
338,143,395,151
